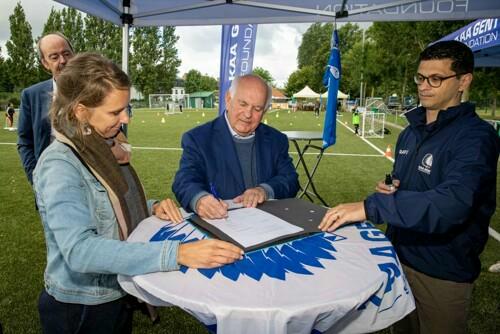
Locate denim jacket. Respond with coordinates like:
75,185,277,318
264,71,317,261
33,140,180,305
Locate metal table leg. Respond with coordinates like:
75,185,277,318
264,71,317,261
291,139,328,207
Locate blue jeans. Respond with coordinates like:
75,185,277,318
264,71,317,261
38,289,133,334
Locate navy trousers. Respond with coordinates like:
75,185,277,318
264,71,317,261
38,289,133,334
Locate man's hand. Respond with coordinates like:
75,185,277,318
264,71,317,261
233,187,267,208
318,202,366,232
152,198,183,224
375,179,400,194
196,195,228,219
177,239,244,269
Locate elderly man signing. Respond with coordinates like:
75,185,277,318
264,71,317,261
173,74,299,219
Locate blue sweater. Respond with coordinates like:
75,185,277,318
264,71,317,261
365,102,499,282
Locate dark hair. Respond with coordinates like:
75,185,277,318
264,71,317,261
419,41,474,75
51,53,130,139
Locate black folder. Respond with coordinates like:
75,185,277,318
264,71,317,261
189,198,327,252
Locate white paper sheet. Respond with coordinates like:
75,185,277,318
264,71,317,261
204,208,303,248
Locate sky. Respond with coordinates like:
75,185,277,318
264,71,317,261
0,0,315,88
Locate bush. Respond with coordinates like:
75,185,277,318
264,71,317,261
0,92,20,110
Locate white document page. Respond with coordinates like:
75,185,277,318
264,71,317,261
204,208,303,248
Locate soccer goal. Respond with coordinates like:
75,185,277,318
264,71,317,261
148,94,190,113
361,112,386,139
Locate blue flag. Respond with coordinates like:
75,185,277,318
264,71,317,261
322,29,341,148
219,24,258,115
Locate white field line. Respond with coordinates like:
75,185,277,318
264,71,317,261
1,138,499,241
337,119,395,163
0,142,378,157
489,227,500,242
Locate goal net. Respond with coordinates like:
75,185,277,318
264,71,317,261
148,94,190,113
361,112,386,139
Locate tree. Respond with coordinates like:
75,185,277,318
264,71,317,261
5,3,37,91
252,67,274,86
156,26,181,94
184,69,217,93
470,67,500,116
0,46,14,92
130,27,163,97
84,15,121,64
293,23,363,94
60,8,85,52
42,8,63,36
129,26,182,97
297,23,332,69
361,21,470,99
284,66,315,97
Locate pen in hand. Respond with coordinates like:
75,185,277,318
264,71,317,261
209,182,228,221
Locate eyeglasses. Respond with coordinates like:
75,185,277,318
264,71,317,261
413,73,465,88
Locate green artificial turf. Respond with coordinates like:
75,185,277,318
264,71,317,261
0,108,498,333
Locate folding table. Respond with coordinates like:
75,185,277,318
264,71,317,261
282,131,328,206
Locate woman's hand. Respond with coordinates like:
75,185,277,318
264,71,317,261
177,240,244,269
153,198,183,224
318,202,367,232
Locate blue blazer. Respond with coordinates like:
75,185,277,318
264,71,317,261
172,115,299,211
17,79,53,184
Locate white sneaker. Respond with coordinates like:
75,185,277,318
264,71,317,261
488,261,500,273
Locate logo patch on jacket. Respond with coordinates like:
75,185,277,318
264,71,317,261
418,153,433,175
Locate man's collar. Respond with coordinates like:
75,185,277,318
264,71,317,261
224,111,255,139
52,78,57,94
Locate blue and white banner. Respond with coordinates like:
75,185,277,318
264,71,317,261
437,18,499,67
322,29,341,148
219,24,258,115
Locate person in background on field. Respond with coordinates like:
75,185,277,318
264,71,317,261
5,103,15,128
314,100,320,116
17,32,75,185
34,53,243,333
319,41,499,334
352,108,360,135
173,74,299,219
291,96,297,112
179,99,184,113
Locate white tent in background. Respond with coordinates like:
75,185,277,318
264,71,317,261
319,90,349,99
293,86,320,99
293,86,348,100
336,90,349,99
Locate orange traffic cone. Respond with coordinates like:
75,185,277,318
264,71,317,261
385,144,393,158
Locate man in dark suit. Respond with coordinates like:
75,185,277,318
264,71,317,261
17,32,74,184
173,74,299,219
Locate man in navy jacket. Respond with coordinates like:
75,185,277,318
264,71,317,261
17,32,74,184
319,41,499,333
173,74,299,219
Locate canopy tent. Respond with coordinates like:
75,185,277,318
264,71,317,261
338,90,348,99
293,86,349,99
436,17,500,67
55,1,499,27
293,86,320,99
325,90,349,99
55,0,500,74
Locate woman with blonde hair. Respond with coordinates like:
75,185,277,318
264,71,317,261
33,53,243,333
